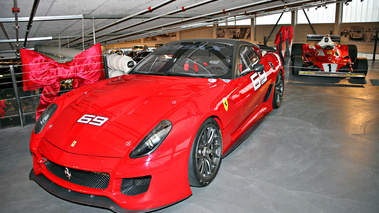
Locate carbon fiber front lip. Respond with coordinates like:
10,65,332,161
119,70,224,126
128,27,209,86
29,169,163,213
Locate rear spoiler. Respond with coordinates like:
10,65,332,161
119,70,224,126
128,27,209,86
307,34,341,42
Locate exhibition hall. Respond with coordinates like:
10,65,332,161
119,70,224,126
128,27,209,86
0,0,378,212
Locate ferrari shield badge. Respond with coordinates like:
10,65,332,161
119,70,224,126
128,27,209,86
223,98,228,111
71,141,77,147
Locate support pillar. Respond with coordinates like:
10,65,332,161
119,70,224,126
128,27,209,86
176,31,181,40
291,10,297,42
213,23,218,39
251,16,256,42
334,2,343,36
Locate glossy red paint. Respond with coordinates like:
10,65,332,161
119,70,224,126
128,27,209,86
30,39,284,212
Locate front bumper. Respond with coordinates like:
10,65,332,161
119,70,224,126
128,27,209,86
298,71,366,78
29,170,189,213
30,137,192,212
29,169,136,212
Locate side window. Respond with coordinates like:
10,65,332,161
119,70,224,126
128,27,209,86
238,46,259,75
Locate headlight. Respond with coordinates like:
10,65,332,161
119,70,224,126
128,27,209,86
130,120,172,158
34,103,57,134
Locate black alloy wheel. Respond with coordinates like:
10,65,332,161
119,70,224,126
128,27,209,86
273,70,284,109
188,118,223,187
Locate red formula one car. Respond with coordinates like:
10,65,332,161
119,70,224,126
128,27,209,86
291,34,368,78
29,39,284,212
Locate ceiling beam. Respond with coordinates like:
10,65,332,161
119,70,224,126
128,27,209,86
0,15,84,23
61,0,177,47
12,0,20,54
66,0,219,47
0,23,14,50
98,0,276,44
95,0,176,34
0,14,197,23
101,0,335,45
100,0,333,46
24,0,40,47
0,37,52,43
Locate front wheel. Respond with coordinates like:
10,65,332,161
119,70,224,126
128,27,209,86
188,118,223,187
273,70,284,109
354,57,368,78
348,45,358,62
291,43,304,62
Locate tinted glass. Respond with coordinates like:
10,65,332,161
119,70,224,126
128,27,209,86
238,46,259,75
130,41,234,79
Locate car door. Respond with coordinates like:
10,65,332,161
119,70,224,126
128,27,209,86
230,45,269,128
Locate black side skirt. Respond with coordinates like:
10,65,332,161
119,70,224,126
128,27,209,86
223,111,271,158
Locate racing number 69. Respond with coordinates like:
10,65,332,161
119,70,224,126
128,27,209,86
77,114,109,126
251,70,267,91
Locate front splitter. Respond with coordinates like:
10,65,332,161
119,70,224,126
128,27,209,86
299,71,366,78
29,169,188,213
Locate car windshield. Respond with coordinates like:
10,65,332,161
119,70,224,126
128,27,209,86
130,41,234,79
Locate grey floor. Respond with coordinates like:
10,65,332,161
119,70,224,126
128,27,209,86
1,60,379,213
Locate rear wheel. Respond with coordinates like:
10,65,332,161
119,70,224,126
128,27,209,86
348,45,357,62
291,43,304,61
292,55,303,76
273,71,284,109
188,118,223,187
354,57,368,78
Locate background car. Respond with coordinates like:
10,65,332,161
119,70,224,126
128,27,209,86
291,34,368,78
29,39,284,212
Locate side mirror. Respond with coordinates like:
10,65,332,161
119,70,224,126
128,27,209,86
239,63,264,77
253,63,264,72
127,61,135,68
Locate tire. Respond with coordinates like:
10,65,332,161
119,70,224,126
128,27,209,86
292,55,303,76
347,45,357,62
188,118,223,187
354,57,368,77
273,70,284,109
291,43,304,61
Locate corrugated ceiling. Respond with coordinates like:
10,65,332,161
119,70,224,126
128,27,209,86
0,0,341,58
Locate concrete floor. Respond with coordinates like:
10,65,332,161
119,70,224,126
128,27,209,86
1,60,378,213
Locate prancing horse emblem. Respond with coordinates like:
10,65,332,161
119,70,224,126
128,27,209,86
64,167,71,179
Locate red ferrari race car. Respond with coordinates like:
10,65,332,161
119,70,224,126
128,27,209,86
291,34,368,78
29,39,284,212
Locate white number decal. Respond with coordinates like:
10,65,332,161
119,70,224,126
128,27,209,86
77,114,95,123
77,114,108,126
251,70,268,91
322,63,337,72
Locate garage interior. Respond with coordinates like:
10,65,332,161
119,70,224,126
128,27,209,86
1,0,378,212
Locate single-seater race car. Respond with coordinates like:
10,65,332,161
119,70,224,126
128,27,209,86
29,39,284,212
291,34,368,78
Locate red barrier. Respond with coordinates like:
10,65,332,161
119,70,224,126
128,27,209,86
275,26,293,58
0,100,5,119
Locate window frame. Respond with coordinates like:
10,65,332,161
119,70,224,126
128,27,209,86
236,45,260,77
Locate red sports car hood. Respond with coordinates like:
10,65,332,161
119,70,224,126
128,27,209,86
43,75,220,158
